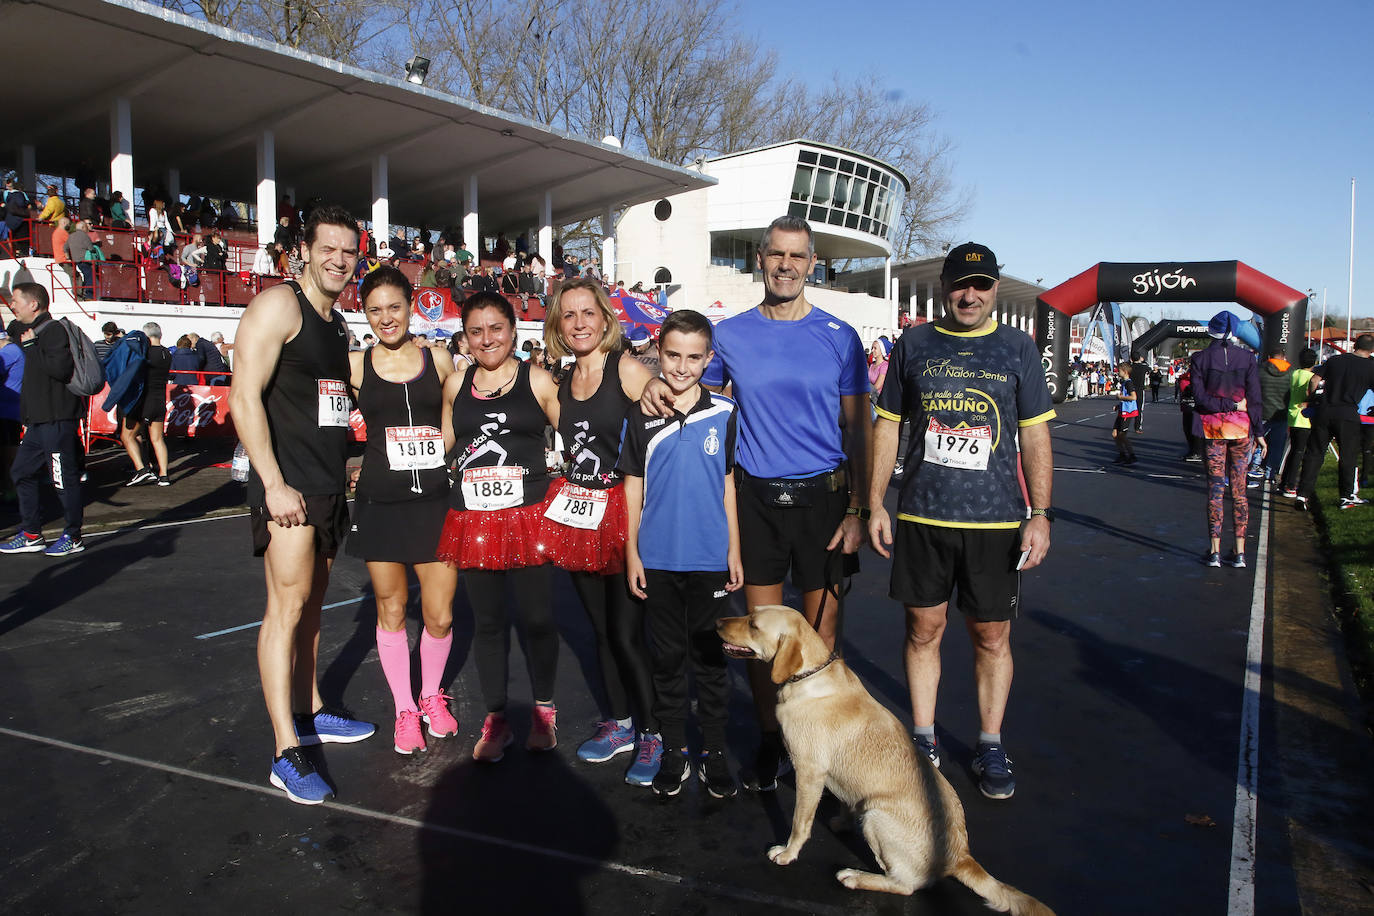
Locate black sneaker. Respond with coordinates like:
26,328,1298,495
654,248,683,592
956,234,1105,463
742,731,788,792
698,749,737,798
156,475,171,487
914,733,941,768
971,741,1016,800
652,748,690,797
126,468,156,486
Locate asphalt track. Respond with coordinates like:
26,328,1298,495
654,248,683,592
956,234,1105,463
0,396,1338,914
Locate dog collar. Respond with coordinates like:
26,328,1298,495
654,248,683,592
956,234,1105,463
785,649,840,684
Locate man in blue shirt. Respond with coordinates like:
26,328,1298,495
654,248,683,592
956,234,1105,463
641,215,870,790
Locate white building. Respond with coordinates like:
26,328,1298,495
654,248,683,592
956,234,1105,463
615,140,910,343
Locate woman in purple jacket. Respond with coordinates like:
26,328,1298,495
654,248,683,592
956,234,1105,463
1190,311,1264,568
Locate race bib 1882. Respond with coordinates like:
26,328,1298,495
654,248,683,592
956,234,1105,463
317,380,350,427
385,425,444,471
460,465,522,511
923,418,991,471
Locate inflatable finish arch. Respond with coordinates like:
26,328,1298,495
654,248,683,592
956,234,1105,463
1035,261,1308,403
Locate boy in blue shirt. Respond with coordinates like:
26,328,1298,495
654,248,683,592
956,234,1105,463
619,310,742,797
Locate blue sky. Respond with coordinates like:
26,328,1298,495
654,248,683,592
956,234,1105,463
737,0,1372,323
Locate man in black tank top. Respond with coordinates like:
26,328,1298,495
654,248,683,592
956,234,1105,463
228,204,376,805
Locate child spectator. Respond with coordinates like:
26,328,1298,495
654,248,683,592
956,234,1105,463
619,309,742,799
1112,362,1138,465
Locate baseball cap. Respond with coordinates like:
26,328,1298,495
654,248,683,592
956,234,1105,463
941,243,999,285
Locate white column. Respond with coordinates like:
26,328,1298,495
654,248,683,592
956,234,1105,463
908,293,917,325
371,154,389,248
889,276,899,331
256,130,276,246
883,255,893,321
109,98,134,211
926,281,936,323
538,190,553,274
20,144,36,197
601,206,616,286
463,175,479,256
166,168,180,206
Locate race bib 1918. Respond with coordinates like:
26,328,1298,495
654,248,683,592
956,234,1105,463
460,465,522,511
317,380,350,427
923,417,991,471
543,482,609,530
385,425,444,471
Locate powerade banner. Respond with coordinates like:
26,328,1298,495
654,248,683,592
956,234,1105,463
1036,260,1308,403
410,287,463,336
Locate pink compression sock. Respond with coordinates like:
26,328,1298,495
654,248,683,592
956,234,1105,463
376,626,418,714
419,629,453,698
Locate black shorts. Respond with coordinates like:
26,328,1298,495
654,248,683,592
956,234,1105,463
121,395,167,425
345,495,449,564
249,492,350,559
889,521,1021,622
736,469,849,592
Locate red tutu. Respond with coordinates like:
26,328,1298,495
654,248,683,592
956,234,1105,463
541,481,629,574
435,480,560,570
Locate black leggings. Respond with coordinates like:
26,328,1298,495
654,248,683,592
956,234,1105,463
464,566,558,713
570,570,657,731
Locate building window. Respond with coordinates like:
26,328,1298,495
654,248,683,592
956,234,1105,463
653,199,672,221
799,149,818,164
812,170,833,205
653,267,672,284
792,166,813,198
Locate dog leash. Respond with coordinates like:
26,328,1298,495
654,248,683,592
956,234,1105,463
813,542,854,636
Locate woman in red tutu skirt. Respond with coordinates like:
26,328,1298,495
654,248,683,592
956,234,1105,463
540,279,663,786
438,291,562,762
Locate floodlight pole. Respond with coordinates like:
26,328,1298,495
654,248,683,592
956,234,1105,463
1348,178,1355,348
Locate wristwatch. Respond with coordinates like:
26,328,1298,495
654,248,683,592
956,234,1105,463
1029,507,1055,522
845,506,871,521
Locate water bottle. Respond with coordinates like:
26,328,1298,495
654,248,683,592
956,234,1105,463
231,442,251,482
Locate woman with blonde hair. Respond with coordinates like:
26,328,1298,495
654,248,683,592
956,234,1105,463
541,277,663,786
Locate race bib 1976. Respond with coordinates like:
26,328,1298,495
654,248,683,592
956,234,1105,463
461,466,522,511
385,425,444,471
923,418,991,471
317,380,350,427
543,482,609,530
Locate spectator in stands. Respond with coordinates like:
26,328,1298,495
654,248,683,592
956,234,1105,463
411,238,429,263
500,264,520,298
202,230,228,272
455,240,474,268
563,254,580,278
2,178,31,253
472,266,497,293
583,257,602,281
94,321,120,363
252,242,279,277
212,330,232,368
273,215,295,253
0,328,21,503
78,187,99,224
362,333,375,348
180,232,207,269
517,260,543,313
170,202,190,235
170,334,201,384
198,197,218,228
64,219,99,300
493,231,511,262
109,190,132,229
147,198,174,252
376,244,396,265
38,184,65,225
189,331,230,385
51,216,73,289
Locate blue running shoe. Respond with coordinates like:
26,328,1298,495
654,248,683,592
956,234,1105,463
294,707,375,745
624,733,663,786
0,531,47,554
269,747,334,805
577,720,636,763
914,733,941,769
972,742,1016,800
43,534,84,557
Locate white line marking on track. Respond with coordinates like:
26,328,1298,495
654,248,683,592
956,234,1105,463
194,582,421,640
83,511,250,539
1227,489,1270,915
1053,466,1105,473
0,725,850,916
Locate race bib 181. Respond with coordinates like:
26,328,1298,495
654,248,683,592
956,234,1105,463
923,418,991,471
543,482,609,530
460,466,522,511
385,425,444,471
317,380,350,427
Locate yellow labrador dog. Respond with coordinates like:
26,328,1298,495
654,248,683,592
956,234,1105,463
718,606,1054,915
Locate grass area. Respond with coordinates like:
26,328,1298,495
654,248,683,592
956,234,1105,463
1312,458,1374,706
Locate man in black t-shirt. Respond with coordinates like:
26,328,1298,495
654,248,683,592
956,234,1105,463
1296,334,1374,509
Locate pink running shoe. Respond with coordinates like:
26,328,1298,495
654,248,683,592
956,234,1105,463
419,692,459,738
473,713,514,763
394,709,426,755
527,703,558,751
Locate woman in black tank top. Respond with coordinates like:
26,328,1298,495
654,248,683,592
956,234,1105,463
436,291,564,763
539,279,664,783
345,267,459,757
